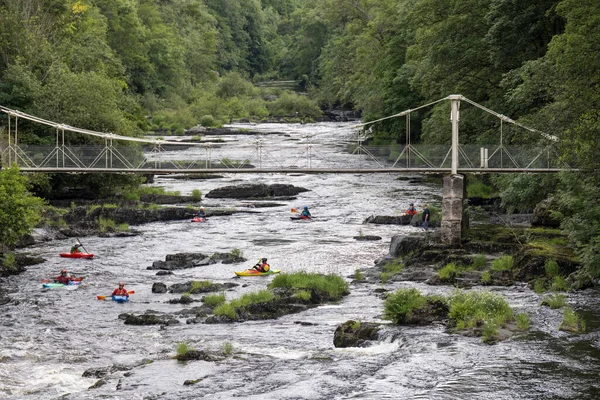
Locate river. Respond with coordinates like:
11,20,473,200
1,122,599,399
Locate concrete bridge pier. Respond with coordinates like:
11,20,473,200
441,174,467,246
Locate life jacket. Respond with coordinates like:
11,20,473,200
406,208,417,215
113,288,128,296
261,263,270,272
55,275,71,284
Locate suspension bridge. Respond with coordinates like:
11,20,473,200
0,95,571,175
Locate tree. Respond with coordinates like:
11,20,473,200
0,165,45,248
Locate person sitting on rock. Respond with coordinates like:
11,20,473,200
55,269,74,285
70,243,82,254
406,203,417,215
253,258,270,272
301,206,311,218
112,282,129,297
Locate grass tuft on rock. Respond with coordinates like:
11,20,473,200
491,255,513,272
190,280,212,293
269,272,349,300
541,293,566,309
383,288,428,324
214,290,275,321
448,290,513,331
203,293,225,307
559,307,586,333
516,313,530,330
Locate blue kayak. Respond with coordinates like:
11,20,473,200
43,281,82,289
112,295,129,303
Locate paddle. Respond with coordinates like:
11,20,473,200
97,290,135,300
77,238,89,254
291,208,298,213
41,276,85,283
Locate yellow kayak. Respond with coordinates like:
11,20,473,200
235,269,281,277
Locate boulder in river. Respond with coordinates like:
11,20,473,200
364,214,414,225
148,252,247,270
205,183,309,199
333,320,381,348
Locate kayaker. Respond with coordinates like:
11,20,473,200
112,282,129,297
70,243,82,254
54,269,74,285
253,258,270,272
406,203,417,215
195,207,206,218
301,206,311,218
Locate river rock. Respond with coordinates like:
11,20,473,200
364,215,413,225
353,235,382,241
168,281,238,294
205,183,309,199
333,320,381,348
531,197,561,227
152,282,167,293
148,252,247,270
120,313,180,326
175,349,220,362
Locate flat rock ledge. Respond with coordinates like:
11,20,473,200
148,252,247,271
205,183,309,199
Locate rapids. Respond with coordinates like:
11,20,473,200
0,122,599,399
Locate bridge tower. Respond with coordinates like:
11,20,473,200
441,95,467,245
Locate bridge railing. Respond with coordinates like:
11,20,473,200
0,141,569,172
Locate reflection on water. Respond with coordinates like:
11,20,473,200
0,123,599,399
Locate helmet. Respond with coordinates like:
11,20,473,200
410,203,414,206
119,282,125,286
303,206,308,210
200,207,205,210
262,258,267,263
61,269,67,274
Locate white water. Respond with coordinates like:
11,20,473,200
1,122,599,399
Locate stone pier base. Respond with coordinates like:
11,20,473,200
441,174,466,246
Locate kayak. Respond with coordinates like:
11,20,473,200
59,252,94,259
112,295,129,303
43,281,82,289
191,217,208,222
235,269,281,277
290,216,311,220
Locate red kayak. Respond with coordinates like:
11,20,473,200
191,217,208,223
59,252,94,259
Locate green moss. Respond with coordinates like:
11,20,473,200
295,290,312,301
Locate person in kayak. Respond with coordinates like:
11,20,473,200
406,203,417,215
54,269,74,285
194,207,206,218
253,258,270,272
112,282,129,297
70,243,82,254
301,206,311,218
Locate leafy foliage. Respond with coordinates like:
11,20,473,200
0,165,45,247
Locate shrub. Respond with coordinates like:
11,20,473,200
383,260,404,275
516,313,530,330
541,293,566,309
438,263,459,281
482,319,501,344
491,255,513,272
222,342,233,355
176,343,190,357
471,254,487,270
200,114,217,127
213,303,237,320
2,252,16,268
191,189,202,202
533,278,547,294
230,248,243,258
383,288,427,324
190,280,212,293
295,290,312,301
99,216,116,232
544,259,560,278
559,307,586,333
203,293,226,307
481,271,492,284
269,272,349,300
353,269,365,281
550,276,570,292
380,272,391,284
448,291,513,330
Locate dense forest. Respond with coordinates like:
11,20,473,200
0,0,599,277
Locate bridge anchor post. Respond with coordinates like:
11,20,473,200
441,174,467,246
